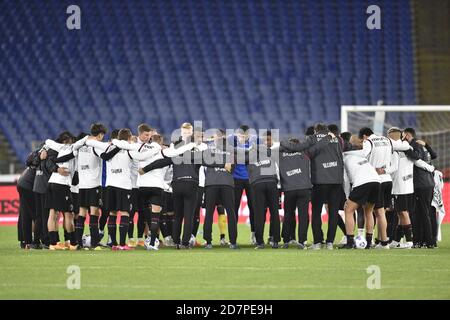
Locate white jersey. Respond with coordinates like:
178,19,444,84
105,146,133,190
77,140,109,189
344,150,381,189
130,142,165,189
128,141,196,189
363,134,393,183
130,139,145,189
391,151,414,195
46,137,87,186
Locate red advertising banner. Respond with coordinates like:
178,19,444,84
1,184,449,225
0,185,20,215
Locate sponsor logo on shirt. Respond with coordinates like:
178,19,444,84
177,176,193,180
402,174,413,182
322,161,337,168
81,165,90,170
282,152,303,157
254,159,271,167
111,169,123,174
286,168,302,176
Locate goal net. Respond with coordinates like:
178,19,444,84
341,105,450,179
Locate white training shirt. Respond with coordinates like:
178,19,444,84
46,136,88,186
78,140,110,189
343,150,381,189
130,142,165,189
105,146,133,190
390,146,435,195
391,151,414,195
363,134,411,183
130,138,145,189
363,134,393,183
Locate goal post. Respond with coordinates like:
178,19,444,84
341,105,450,179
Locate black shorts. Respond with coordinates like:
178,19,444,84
162,191,174,213
79,187,102,208
375,181,393,209
45,183,73,212
101,186,108,213
139,187,163,207
105,186,133,213
392,194,414,212
72,192,79,214
131,188,139,213
348,182,380,206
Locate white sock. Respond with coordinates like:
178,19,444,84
358,229,365,237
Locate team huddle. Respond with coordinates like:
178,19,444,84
16,121,445,251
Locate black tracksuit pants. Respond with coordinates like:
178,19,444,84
430,206,438,246
252,181,280,245
34,192,48,245
282,189,311,244
203,185,238,245
413,187,434,245
17,186,36,245
234,178,255,231
172,180,199,246
192,187,204,237
311,184,342,244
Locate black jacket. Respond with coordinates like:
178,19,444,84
281,133,341,185
410,139,436,189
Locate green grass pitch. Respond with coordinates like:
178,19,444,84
1,224,449,300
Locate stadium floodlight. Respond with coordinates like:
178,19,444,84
341,105,450,178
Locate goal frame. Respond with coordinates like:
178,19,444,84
341,105,450,133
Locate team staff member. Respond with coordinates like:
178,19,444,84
33,133,71,248
192,130,208,246
17,149,40,249
202,129,238,249
277,139,312,249
402,128,437,248
160,162,175,246
340,136,381,249
278,131,335,248
229,125,257,244
281,123,341,250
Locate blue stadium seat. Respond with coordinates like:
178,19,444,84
0,0,417,162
